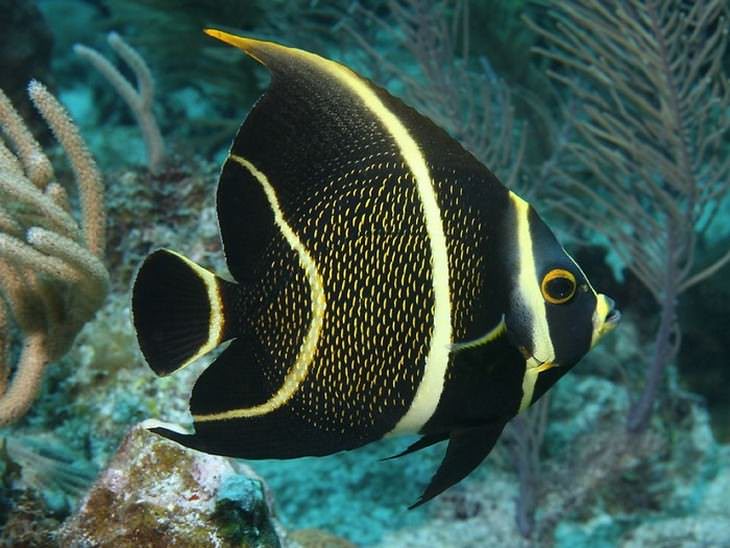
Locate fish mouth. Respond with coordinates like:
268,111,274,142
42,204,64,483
602,296,621,332
605,305,621,326
591,294,620,346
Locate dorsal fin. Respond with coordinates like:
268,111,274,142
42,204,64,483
204,28,503,284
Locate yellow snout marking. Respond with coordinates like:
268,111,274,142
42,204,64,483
591,293,616,348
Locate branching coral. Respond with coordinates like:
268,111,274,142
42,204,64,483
528,0,730,432
261,0,526,187
75,32,166,174
341,0,526,187
0,82,108,426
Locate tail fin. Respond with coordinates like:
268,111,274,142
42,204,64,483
132,249,238,376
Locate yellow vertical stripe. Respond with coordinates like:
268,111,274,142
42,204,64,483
519,368,538,412
300,48,453,435
193,155,326,421
167,250,226,371
202,31,452,432
510,192,555,412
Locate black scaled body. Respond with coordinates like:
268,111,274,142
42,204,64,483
132,29,620,507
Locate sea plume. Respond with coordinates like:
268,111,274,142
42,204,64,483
527,0,730,432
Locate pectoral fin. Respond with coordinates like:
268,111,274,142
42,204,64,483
409,421,506,509
450,316,506,352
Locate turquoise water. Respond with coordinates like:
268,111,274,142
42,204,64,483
1,1,728,546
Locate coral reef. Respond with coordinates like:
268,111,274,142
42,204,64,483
0,2,728,547
0,490,61,547
0,82,108,425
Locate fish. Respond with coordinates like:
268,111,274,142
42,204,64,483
131,28,621,508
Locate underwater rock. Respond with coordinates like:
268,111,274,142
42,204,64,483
621,515,730,547
616,446,730,546
373,467,531,548
58,425,285,547
288,528,357,548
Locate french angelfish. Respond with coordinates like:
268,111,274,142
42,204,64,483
132,29,620,507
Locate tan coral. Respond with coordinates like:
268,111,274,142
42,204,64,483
0,81,108,425
75,32,166,174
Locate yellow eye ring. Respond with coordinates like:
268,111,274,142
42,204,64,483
541,268,576,305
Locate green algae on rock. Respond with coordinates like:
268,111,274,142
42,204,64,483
58,425,286,547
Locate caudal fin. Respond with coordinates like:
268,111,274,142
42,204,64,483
132,249,238,376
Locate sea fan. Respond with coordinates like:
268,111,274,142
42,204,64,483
528,0,730,431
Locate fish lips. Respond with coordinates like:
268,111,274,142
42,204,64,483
601,296,622,333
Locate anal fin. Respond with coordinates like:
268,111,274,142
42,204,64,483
190,338,273,417
409,421,506,509
382,433,448,461
148,333,374,459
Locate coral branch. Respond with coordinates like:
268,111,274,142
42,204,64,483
28,81,106,256
0,84,109,426
0,88,54,188
74,32,165,174
0,332,49,425
528,0,730,432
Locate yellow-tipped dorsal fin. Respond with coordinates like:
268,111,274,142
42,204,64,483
204,28,316,68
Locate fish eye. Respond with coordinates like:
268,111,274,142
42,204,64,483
541,268,577,305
